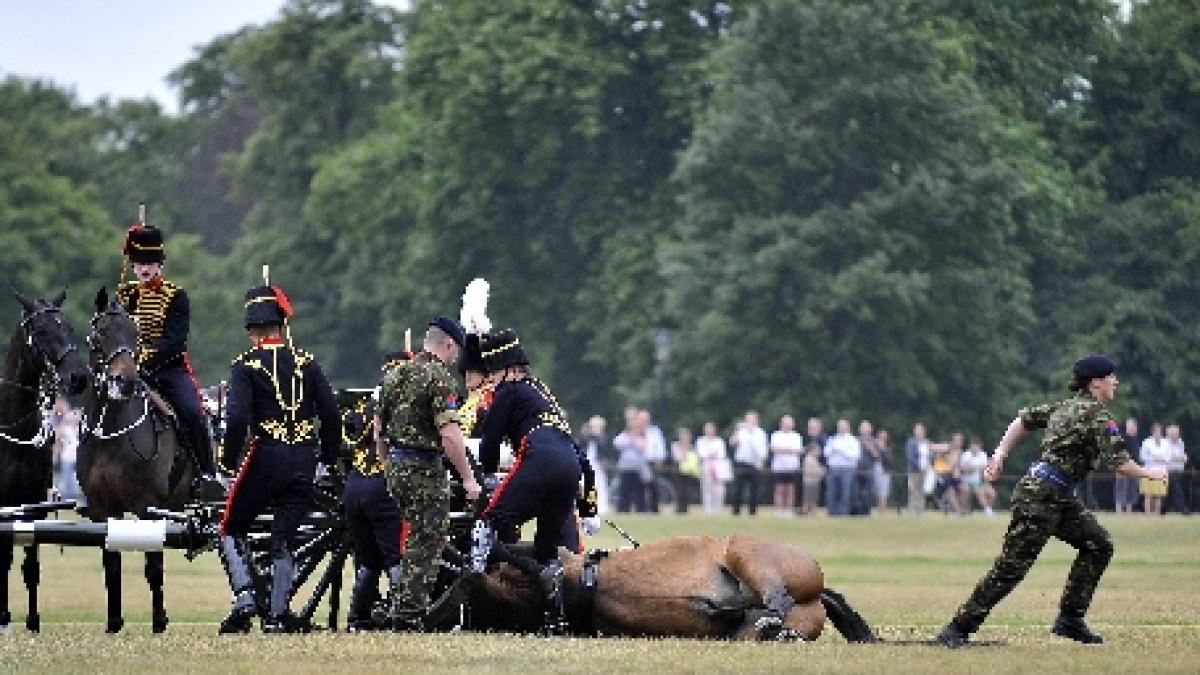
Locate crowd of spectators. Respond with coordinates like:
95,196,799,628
581,410,1193,517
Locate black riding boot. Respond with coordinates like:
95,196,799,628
539,558,567,636
936,619,974,648
386,564,421,632
347,567,380,632
218,536,256,634
263,552,294,633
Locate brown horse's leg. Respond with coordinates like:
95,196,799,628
103,550,124,633
146,551,168,633
21,546,40,632
723,534,826,641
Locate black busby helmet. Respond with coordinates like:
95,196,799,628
123,224,165,264
382,350,412,370
458,332,487,375
244,285,294,329
428,315,465,348
480,327,529,373
458,278,492,375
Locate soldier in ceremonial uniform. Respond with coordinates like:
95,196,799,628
469,328,585,633
938,354,1169,647
376,317,481,631
216,283,340,634
116,210,215,478
343,351,409,631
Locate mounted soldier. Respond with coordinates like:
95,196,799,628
114,204,215,481
216,274,340,633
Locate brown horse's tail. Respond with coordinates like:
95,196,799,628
819,588,877,643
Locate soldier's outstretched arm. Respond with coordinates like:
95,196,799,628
986,417,1027,481
1116,459,1167,481
308,360,340,465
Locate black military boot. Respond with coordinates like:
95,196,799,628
936,620,973,648
218,536,257,634
262,552,294,634
386,564,421,632
538,558,568,636
347,567,380,632
1052,613,1104,644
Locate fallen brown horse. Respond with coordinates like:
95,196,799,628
456,533,876,642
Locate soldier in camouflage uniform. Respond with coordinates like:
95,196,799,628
938,354,1169,647
376,317,481,631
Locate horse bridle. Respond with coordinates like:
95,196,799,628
81,310,150,441
0,306,74,446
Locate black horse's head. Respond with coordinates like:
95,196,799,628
88,287,141,401
14,289,88,395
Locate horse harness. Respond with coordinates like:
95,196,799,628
563,550,607,637
0,306,76,447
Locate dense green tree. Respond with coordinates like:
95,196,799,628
663,0,1077,439
1087,0,1200,200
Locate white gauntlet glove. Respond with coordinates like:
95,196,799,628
581,516,602,537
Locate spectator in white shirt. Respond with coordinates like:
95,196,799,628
770,415,804,516
1140,423,1171,515
639,409,667,513
1165,424,1190,516
729,411,769,516
696,421,730,515
824,419,862,517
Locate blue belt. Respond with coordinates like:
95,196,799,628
1029,461,1078,495
388,445,442,463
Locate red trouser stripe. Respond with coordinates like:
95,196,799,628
182,352,208,418
571,515,584,554
219,439,258,537
398,519,411,556
483,436,528,517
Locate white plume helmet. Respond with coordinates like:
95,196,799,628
460,278,492,335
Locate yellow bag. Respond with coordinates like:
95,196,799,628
678,451,701,478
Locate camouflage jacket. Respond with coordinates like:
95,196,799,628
378,351,461,451
1018,393,1132,484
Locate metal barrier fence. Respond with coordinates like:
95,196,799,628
601,464,1197,515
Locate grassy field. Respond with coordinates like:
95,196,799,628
1,511,1197,673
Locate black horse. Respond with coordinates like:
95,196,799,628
77,288,193,633
0,290,89,632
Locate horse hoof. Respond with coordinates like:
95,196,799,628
152,613,169,634
25,614,40,633
106,618,125,634
775,628,806,642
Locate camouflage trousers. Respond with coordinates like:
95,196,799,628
953,492,1114,630
385,458,450,618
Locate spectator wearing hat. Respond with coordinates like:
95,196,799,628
375,316,480,631
217,283,341,634
938,353,1169,648
116,208,214,480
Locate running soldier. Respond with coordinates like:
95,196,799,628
938,354,1169,647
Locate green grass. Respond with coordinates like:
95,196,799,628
2,511,1198,673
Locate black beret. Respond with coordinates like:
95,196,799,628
1073,354,1116,381
428,315,465,347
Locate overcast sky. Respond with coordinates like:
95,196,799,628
0,1,326,113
